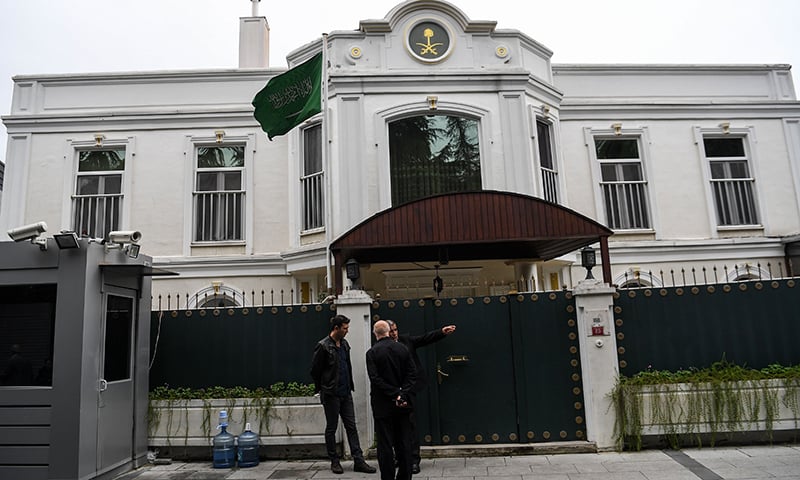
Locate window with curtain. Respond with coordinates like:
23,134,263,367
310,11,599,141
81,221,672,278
703,137,759,226
595,138,651,230
193,145,245,242
301,124,324,231
73,148,125,238
389,115,481,205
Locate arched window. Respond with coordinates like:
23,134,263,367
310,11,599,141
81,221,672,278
389,115,481,205
615,270,663,289
726,263,771,282
187,284,247,308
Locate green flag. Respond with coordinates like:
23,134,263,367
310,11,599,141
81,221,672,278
252,52,323,140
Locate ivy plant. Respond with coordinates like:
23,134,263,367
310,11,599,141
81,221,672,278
148,382,316,445
612,359,800,451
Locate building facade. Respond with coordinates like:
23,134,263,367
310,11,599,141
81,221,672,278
2,0,800,306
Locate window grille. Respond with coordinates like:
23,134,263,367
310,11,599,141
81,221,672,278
389,115,481,205
72,149,125,238
703,137,759,226
537,120,558,203
595,138,651,230
193,145,245,242
301,124,324,230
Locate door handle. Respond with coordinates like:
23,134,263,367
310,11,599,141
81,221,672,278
99,379,108,392
446,355,469,363
436,363,449,385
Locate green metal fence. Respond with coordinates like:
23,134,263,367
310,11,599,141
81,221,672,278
614,279,800,375
149,305,335,389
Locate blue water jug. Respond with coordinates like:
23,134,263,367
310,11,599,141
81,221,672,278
237,422,260,468
212,410,236,468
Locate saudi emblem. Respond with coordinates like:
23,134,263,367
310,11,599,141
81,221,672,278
417,28,443,56
406,20,452,63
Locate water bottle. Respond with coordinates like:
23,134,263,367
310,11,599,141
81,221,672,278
212,410,236,468
237,422,260,468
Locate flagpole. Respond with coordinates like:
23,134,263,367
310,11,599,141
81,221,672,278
322,33,333,295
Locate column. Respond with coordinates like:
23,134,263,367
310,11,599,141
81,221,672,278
334,288,375,457
573,278,618,450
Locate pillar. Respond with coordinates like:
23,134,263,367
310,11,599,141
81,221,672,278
334,288,375,457
573,278,618,450
511,261,535,292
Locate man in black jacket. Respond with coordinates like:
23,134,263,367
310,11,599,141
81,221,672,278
388,320,456,473
366,320,417,480
310,315,376,474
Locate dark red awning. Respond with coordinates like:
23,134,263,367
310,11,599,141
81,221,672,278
330,190,612,287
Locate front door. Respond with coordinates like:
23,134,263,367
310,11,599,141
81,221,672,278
429,297,518,445
373,291,586,446
97,292,135,473
375,297,519,446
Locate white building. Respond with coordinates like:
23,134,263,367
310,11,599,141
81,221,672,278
2,0,800,306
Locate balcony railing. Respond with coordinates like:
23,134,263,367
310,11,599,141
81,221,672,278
541,168,559,204
601,181,650,230
72,194,122,238
301,172,325,231
194,191,244,242
712,178,758,226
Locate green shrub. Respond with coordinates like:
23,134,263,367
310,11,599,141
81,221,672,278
612,360,800,451
149,382,316,400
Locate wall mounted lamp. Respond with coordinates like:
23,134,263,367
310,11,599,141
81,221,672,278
345,259,360,282
426,96,438,111
215,130,225,144
581,246,596,280
719,122,731,135
611,123,622,136
126,243,141,259
94,134,105,147
53,231,80,249
541,104,551,116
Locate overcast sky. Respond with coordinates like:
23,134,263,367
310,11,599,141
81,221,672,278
1,0,798,164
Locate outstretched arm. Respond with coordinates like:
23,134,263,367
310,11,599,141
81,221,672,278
409,325,456,348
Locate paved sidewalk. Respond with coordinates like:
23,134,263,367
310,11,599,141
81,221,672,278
116,445,800,480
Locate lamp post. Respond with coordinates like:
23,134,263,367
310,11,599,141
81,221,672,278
345,258,360,289
581,246,596,280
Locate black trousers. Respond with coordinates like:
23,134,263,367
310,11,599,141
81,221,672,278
409,410,420,464
321,392,364,461
375,411,413,480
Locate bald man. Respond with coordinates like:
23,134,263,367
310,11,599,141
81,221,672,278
366,320,417,480
387,320,456,472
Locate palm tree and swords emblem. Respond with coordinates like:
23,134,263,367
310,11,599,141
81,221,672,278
417,27,443,55
409,21,450,59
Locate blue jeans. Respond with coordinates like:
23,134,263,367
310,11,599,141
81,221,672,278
321,392,364,461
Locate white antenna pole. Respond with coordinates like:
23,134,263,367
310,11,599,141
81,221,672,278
251,0,260,17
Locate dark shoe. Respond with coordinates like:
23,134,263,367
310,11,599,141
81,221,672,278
331,460,344,474
354,459,377,474
411,463,421,474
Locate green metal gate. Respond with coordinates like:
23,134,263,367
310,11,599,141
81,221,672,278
372,291,585,445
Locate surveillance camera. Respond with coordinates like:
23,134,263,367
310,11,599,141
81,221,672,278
7,221,48,242
108,230,142,244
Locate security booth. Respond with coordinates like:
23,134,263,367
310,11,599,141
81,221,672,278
0,232,171,480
